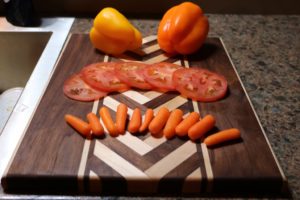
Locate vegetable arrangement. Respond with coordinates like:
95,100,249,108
65,104,241,147
90,2,208,56
63,3,241,148
63,62,228,103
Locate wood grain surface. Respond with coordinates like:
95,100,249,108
1,34,288,197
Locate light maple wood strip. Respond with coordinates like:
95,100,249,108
119,57,139,62
77,139,91,193
201,143,213,192
89,170,102,193
143,136,167,149
142,35,157,44
182,167,202,194
144,141,197,178
142,43,160,54
103,55,109,62
117,133,153,156
77,98,100,193
153,96,188,113
122,90,151,104
143,91,163,99
94,140,149,179
144,54,169,64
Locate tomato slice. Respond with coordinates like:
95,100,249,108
114,62,152,90
172,68,228,102
143,62,182,91
63,74,107,102
80,62,130,92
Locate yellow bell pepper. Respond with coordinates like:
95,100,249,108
90,7,142,55
157,2,209,55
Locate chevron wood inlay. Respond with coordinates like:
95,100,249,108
117,133,153,156
94,140,148,179
83,35,211,194
153,96,188,112
122,90,151,104
145,141,197,178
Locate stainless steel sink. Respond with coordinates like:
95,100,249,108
0,32,51,93
0,17,74,184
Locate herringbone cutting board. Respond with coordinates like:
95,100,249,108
1,34,288,197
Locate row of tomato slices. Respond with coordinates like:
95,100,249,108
63,62,228,102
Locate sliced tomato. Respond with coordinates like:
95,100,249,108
63,74,107,102
80,62,130,92
114,62,152,90
172,68,228,102
143,62,182,91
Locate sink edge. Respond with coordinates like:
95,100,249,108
0,17,75,181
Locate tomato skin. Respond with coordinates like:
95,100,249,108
172,68,228,102
143,62,182,91
114,62,153,90
80,62,130,92
63,74,107,102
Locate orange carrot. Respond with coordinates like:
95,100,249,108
175,112,200,137
204,128,241,147
163,109,183,139
148,107,170,135
115,103,128,134
99,107,119,137
188,114,216,141
65,114,91,137
139,108,154,132
128,108,142,134
87,112,104,136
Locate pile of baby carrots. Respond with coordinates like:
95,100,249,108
64,103,241,147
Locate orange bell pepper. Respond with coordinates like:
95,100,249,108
90,7,142,55
157,2,209,55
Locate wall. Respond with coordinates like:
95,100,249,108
0,0,299,16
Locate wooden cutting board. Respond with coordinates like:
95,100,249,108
1,34,288,197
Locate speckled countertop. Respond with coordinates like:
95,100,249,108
1,14,299,199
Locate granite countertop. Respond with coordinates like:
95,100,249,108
0,14,299,199
72,14,300,199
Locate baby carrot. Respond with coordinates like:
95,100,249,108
148,107,170,135
175,112,200,137
139,108,154,132
204,128,241,147
188,114,216,141
163,109,183,139
87,112,104,136
128,108,142,134
115,103,128,134
65,114,91,137
99,106,119,137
